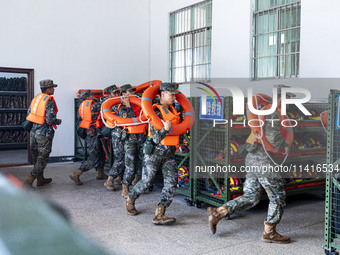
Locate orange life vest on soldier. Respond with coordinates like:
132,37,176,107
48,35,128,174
148,104,181,146
246,104,293,154
26,93,59,129
78,100,103,129
117,104,147,134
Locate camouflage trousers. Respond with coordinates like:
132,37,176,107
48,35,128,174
121,134,145,185
223,151,286,224
128,147,178,207
79,134,105,172
30,131,54,177
107,136,125,178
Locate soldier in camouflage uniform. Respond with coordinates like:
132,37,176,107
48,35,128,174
109,84,146,197
103,84,125,191
69,90,106,185
24,79,62,188
126,83,181,225
208,85,294,244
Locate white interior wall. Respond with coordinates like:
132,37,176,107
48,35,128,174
210,0,251,78
300,0,340,78
0,0,151,157
298,0,340,98
1,0,340,157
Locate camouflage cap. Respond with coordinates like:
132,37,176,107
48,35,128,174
274,84,296,98
40,79,58,89
160,82,180,94
105,84,119,94
80,89,95,100
120,84,136,93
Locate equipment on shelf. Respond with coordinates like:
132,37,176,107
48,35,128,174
231,114,245,122
176,144,189,153
76,89,105,99
307,110,321,120
0,77,28,150
177,165,189,188
229,174,242,191
287,110,301,120
230,140,240,155
293,138,305,150
302,136,321,148
0,77,27,91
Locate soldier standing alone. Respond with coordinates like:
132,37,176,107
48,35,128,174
24,79,62,188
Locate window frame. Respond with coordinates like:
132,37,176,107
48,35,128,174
169,0,212,84
252,0,301,80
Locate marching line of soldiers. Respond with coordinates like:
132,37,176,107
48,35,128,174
23,80,292,243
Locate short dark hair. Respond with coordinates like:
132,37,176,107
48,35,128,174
41,87,48,93
159,90,169,98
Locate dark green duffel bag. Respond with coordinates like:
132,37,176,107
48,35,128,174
77,127,87,139
101,126,112,138
22,120,33,132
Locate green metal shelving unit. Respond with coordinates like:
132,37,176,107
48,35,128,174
74,98,87,161
324,90,340,255
189,96,327,208
175,99,194,205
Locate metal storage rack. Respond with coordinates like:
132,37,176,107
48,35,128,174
175,132,194,205
186,96,327,207
0,78,28,150
74,98,86,161
324,90,340,255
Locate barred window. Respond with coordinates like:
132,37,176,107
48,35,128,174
169,0,212,83
252,0,301,79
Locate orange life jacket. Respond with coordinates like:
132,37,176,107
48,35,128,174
78,100,103,129
26,93,59,129
148,104,180,146
117,104,147,134
246,104,294,154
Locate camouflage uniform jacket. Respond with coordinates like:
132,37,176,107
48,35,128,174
246,110,289,157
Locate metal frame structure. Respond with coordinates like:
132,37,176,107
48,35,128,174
324,90,340,255
187,96,327,208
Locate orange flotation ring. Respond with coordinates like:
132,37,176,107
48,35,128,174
134,80,162,94
141,84,195,135
101,96,148,128
77,89,105,99
320,110,328,128
246,94,293,154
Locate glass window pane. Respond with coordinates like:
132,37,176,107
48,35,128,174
253,1,300,79
169,0,212,82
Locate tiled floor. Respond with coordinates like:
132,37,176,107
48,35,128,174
3,162,327,255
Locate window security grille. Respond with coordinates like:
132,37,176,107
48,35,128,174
252,0,301,79
169,0,212,83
